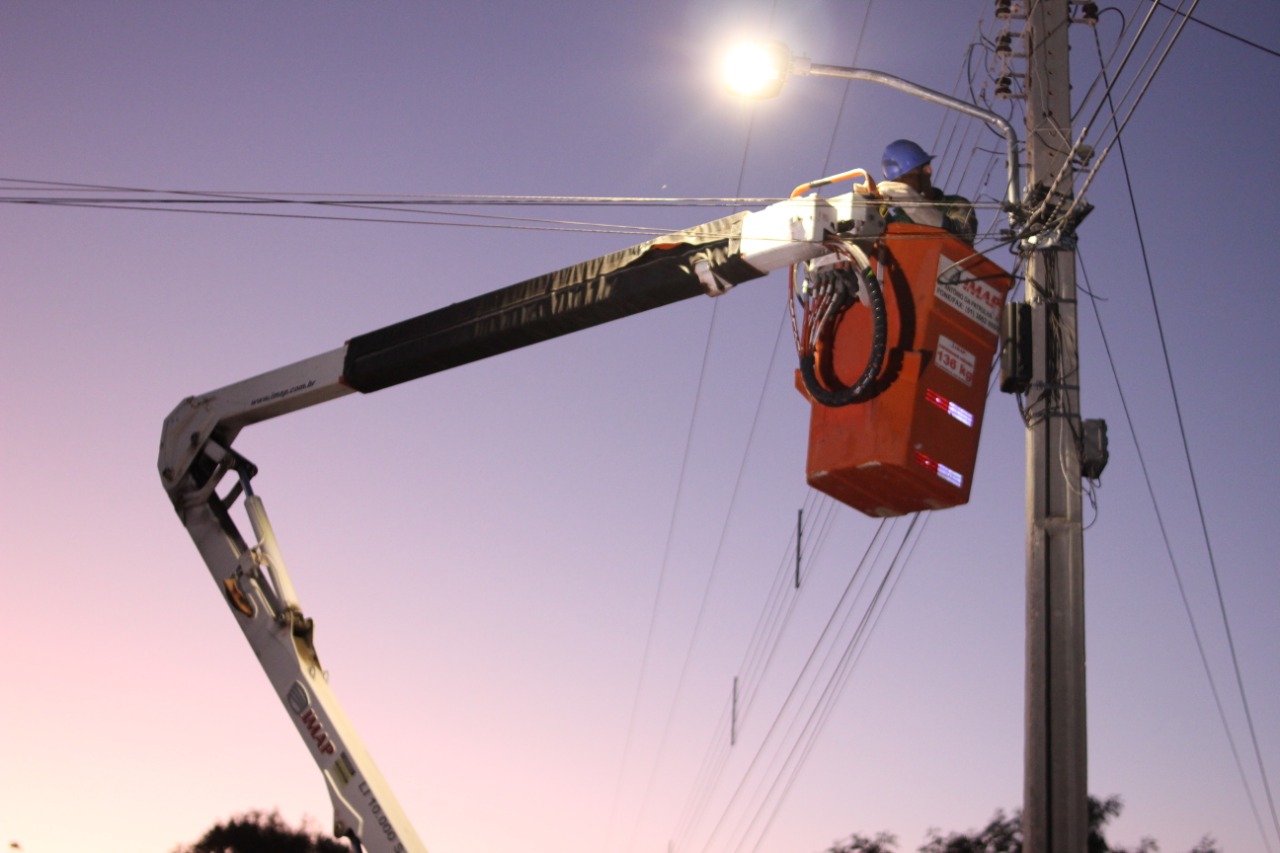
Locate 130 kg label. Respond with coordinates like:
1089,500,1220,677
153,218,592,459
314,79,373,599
936,335,976,386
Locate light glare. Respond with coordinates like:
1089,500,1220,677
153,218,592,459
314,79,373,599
723,42,789,98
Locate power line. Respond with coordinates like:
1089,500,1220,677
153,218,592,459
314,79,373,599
600,283,725,853
818,0,875,177
672,11,1019,848
4,198,708,237
1086,24,1280,850
0,175,775,204
683,517,908,853
622,303,799,850
670,496,851,850
746,515,927,853
1074,0,1199,192
1155,0,1280,60
1079,251,1277,853
733,515,924,853
605,25,774,847
0,190,783,208
668,491,833,851
1,176,800,238
1018,0,1170,229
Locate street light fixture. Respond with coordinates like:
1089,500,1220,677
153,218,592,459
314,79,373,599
722,41,792,99
723,41,1022,222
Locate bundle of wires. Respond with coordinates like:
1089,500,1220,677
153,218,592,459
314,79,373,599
790,239,887,408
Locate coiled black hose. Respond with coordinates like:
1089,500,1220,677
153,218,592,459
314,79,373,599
799,264,887,407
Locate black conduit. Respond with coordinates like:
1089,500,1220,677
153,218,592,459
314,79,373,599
799,265,887,407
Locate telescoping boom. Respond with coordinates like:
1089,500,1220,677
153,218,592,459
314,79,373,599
160,174,1013,850
159,187,892,853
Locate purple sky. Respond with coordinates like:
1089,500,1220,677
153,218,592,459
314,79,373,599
3,3,1279,853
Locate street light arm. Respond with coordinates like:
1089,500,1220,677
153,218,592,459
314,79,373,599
800,61,1022,222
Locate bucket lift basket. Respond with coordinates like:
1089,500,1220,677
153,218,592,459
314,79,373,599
800,223,1013,517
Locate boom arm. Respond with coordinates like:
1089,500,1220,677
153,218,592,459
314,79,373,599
159,191,872,853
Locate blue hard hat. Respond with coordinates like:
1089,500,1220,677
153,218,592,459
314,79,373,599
882,139,934,181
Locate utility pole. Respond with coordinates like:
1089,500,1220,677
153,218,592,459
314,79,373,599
1021,1,1088,851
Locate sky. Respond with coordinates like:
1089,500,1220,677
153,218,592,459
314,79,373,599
3,2,1280,853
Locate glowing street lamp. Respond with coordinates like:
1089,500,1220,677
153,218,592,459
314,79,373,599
722,41,792,99
723,41,1022,219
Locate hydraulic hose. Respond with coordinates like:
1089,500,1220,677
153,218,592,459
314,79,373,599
799,263,887,407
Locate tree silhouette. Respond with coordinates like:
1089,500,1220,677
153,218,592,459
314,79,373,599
827,832,899,853
824,796,1219,853
171,809,350,853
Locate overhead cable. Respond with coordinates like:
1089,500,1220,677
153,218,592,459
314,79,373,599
1080,251,1277,853
1156,0,1280,60
1082,20,1279,850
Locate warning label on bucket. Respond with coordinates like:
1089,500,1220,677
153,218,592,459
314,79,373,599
934,257,1002,336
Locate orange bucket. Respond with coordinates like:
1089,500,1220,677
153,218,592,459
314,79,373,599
800,223,1013,516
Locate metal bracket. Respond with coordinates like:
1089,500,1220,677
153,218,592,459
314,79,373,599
693,256,734,296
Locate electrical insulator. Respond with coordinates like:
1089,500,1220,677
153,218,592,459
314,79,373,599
995,0,1014,19
995,76,1014,98
1077,2,1099,24
995,32,1013,56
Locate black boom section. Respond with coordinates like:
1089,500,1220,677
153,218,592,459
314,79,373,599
342,213,761,393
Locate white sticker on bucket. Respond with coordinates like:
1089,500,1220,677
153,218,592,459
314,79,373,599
935,256,1002,336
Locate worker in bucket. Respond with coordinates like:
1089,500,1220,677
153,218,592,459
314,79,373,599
878,138,978,244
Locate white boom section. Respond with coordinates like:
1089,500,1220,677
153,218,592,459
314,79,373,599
158,190,871,853
160,350,425,853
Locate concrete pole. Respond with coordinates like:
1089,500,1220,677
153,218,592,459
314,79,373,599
1022,1,1088,852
